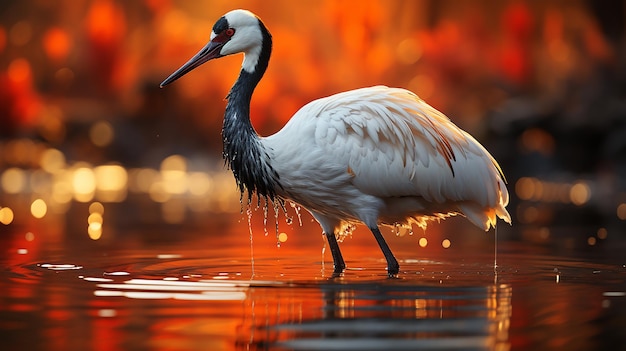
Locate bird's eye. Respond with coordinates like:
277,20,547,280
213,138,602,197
225,28,235,36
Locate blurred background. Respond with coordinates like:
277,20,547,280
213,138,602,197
0,0,625,251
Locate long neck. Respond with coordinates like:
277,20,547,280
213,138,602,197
222,20,280,200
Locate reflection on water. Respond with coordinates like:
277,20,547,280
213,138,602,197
250,283,511,350
2,217,625,351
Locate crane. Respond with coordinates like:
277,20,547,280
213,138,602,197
160,9,511,276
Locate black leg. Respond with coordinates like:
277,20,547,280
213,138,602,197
325,232,346,273
370,226,399,276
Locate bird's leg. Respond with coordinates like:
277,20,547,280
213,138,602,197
369,226,399,276
324,232,346,274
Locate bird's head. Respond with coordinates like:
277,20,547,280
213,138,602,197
160,9,267,87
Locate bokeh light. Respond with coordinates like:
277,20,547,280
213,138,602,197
278,232,288,243
94,165,128,202
418,237,428,248
40,148,66,173
42,27,71,61
0,207,15,225
72,167,96,202
30,199,47,219
87,201,105,240
90,121,115,147
1,168,26,194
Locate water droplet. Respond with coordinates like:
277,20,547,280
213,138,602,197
273,201,280,240
263,203,269,236
247,205,255,278
290,201,303,226
394,223,401,236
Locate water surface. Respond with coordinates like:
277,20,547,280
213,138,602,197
1,214,625,351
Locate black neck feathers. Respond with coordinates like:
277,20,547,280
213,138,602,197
222,18,280,200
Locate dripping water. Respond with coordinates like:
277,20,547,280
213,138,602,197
273,201,281,247
263,202,269,237
494,223,499,285
246,205,255,278
289,201,303,226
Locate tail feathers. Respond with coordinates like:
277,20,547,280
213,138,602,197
458,202,511,231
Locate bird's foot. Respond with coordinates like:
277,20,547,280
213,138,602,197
386,259,400,278
333,262,346,274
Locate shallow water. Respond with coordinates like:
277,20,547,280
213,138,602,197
1,212,625,351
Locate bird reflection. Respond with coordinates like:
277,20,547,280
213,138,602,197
244,281,512,350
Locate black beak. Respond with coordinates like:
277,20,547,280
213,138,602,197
160,39,226,87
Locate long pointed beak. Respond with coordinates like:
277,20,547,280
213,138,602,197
160,40,225,87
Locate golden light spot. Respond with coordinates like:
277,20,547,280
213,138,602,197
278,232,288,243
616,203,626,220
149,181,170,203
587,237,596,246
25,232,35,241
88,223,102,240
89,202,104,215
418,237,428,248
597,228,607,240
90,121,114,147
187,172,212,196
88,213,103,225
0,207,15,225
515,177,535,200
1,168,26,194
569,182,590,206
131,168,158,193
441,239,451,249
40,148,66,173
73,167,96,202
161,155,187,195
94,165,128,202
52,180,72,205
161,155,187,172
89,221,102,231
87,201,104,240
30,199,47,219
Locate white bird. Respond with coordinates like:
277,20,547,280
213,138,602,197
161,9,511,276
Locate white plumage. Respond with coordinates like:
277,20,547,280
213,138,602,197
267,86,510,232
161,9,511,276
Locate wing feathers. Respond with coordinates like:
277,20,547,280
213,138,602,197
277,86,510,230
